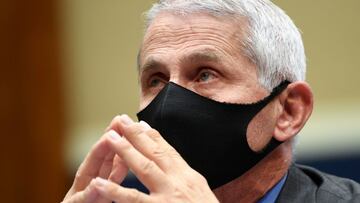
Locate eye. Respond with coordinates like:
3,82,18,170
146,73,168,89
197,69,215,82
149,77,161,87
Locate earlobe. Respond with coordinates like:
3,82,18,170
273,81,313,142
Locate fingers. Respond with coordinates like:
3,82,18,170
92,177,153,203
98,152,116,178
68,135,112,194
137,121,187,167
95,155,123,203
107,115,164,147
107,130,169,192
65,114,215,203
68,130,126,195
108,155,128,184
63,179,99,203
108,115,186,172
104,123,129,184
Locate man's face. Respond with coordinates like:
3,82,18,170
138,12,278,151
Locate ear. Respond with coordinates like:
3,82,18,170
273,81,313,142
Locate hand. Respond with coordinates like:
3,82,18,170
62,127,129,203
92,115,219,203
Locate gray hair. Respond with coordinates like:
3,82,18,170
142,0,306,91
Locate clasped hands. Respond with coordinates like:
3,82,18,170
62,115,219,203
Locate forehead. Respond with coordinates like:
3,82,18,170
139,12,248,67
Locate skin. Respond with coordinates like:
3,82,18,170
63,12,313,203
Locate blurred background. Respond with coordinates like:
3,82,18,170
1,0,359,202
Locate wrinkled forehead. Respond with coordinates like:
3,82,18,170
138,12,249,69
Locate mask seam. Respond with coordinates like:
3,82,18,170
160,84,171,122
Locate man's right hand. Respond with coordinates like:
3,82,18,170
62,118,129,203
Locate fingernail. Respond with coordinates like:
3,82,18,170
120,114,133,126
139,120,151,130
109,130,122,141
95,177,108,188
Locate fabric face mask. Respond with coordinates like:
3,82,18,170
137,81,290,189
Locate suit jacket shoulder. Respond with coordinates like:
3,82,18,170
276,164,360,203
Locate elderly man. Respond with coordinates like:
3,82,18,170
63,0,360,202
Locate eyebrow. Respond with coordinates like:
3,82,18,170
140,57,164,74
140,49,223,73
185,50,221,65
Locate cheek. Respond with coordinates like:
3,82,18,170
246,102,277,152
139,94,153,111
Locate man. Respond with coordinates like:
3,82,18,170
63,0,360,202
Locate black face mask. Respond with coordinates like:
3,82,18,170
137,81,290,189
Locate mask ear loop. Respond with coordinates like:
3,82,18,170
257,81,291,153
257,81,291,106
269,80,291,98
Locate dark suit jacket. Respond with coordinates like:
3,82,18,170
277,164,360,203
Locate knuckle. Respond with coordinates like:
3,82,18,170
127,123,145,135
153,145,180,159
185,168,208,185
74,170,83,182
146,130,182,156
152,145,168,158
172,187,186,199
139,160,156,175
165,184,190,201
112,115,122,124
167,146,181,157
110,116,123,128
146,128,162,140
196,174,208,184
